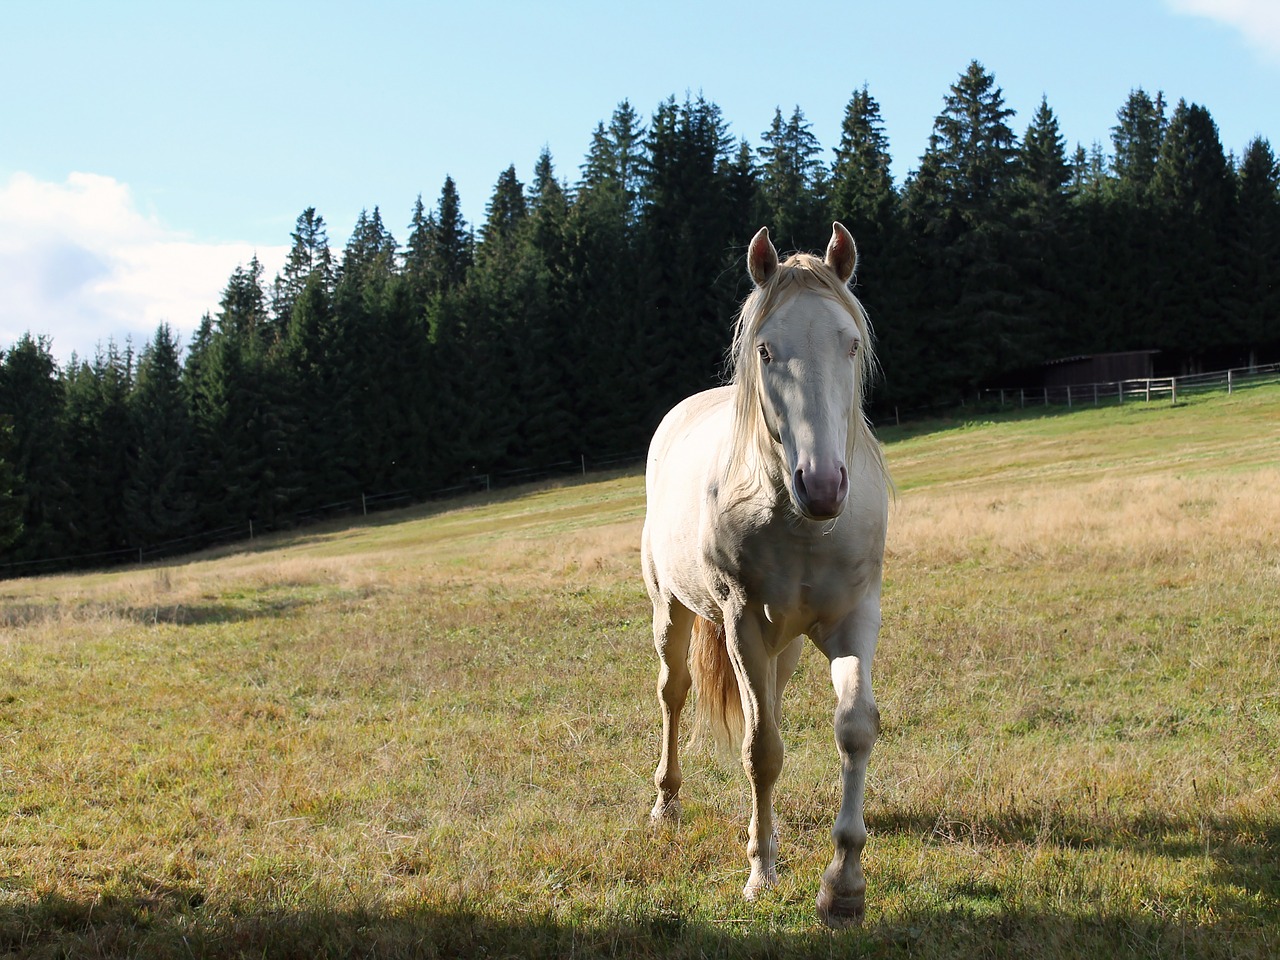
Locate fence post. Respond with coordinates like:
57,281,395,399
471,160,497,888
362,493,367,516
1145,380,1151,403
1118,382,1123,405
581,454,586,477
1067,385,1072,408
1044,387,1049,406
1093,383,1098,406
249,519,254,539
999,388,1005,407
1019,389,1025,408
1228,369,1233,395
1171,378,1177,405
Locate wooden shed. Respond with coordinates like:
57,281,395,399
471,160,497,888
1041,351,1160,388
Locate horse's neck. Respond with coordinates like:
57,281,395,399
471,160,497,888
718,433,788,515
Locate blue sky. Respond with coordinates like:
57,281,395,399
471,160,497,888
2,0,1278,363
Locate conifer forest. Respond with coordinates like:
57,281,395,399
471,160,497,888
2,62,1278,572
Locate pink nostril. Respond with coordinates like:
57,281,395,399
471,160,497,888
793,464,848,518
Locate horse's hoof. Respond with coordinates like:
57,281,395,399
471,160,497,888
742,868,778,901
649,796,681,825
816,884,866,928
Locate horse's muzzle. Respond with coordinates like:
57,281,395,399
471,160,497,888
792,463,849,520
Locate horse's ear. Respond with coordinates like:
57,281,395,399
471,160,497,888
825,222,857,284
748,226,779,286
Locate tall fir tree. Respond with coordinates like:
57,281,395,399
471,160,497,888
433,176,473,293
1111,88,1167,195
1230,137,1280,356
1011,96,1076,359
639,94,744,423
125,323,195,546
1151,99,1234,362
829,86,897,249
0,416,23,552
903,60,1022,396
272,207,332,325
0,335,65,561
758,105,827,251
579,100,646,227
479,165,528,254
60,341,134,557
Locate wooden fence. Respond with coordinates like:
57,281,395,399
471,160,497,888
980,362,1280,409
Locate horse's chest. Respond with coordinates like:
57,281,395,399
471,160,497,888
705,522,869,627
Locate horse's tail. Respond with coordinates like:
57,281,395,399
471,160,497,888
690,615,744,756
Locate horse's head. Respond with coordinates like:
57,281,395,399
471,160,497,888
739,223,866,521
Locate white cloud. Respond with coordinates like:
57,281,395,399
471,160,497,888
1168,0,1280,60
0,171,287,364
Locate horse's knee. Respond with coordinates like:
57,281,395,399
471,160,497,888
834,698,879,758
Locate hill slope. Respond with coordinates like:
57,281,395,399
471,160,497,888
2,386,1277,959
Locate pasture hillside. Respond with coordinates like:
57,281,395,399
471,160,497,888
2,386,1278,959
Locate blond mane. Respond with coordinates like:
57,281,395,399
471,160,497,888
726,253,889,496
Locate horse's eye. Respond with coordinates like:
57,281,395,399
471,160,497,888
757,343,772,364
849,340,861,357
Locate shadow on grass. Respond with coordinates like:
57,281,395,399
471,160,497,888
120,598,310,626
0,599,309,627
5,808,1276,960
3,889,1274,960
0,598,309,628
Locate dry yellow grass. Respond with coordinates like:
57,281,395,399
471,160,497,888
891,468,1280,572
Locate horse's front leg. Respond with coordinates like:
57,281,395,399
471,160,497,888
815,590,881,927
726,611,783,899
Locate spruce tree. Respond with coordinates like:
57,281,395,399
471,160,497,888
902,61,1021,395
1111,88,1167,195
579,100,646,227
1012,96,1074,359
126,323,195,547
1231,137,1280,355
404,194,438,309
1151,99,1234,360
272,207,332,324
758,105,827,251
60,341,134,557
638,95,743,422
433,176,472,293
0,417,23,552
0,335,65,561
829,86,896,250
479,165,528,253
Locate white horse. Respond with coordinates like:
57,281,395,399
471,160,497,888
641,223,890,927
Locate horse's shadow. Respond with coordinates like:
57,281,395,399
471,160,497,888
6,812,1275,959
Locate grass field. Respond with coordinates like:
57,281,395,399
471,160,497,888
2,386,1278,958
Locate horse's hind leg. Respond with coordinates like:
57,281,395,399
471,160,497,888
650,594,694,822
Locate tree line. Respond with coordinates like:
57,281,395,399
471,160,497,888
2,61,1278,571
